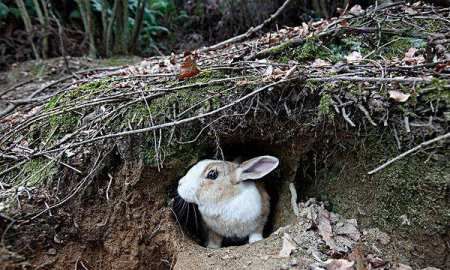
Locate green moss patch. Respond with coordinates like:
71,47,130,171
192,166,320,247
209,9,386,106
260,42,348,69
20,158,57,187
307,136,449,236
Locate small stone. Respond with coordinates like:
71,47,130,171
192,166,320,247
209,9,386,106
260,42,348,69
394,263,413,270
47,248,57,255
367,255,386,268
261,255,270,261
280,264,289,270
289,259,298,266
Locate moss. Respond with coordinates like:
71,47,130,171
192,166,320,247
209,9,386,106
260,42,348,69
38,79,111,144
21,158,57,186
115,82,225,131
318,93,334,118
68,79,111,100
266,41,292,58
100,56,140,66
30,63,48,78
426,78,450,104
277,37,359,64
142,139,202,168
293,38,333,62
415,18,447,33
49,112,80,134
309,136,449,236
45,79,112,110
378,36,426,59
185,69,222,84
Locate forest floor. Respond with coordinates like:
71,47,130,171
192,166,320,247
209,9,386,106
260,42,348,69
0,2,449,270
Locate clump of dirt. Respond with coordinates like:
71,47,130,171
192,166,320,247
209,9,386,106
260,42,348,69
1,157,182,270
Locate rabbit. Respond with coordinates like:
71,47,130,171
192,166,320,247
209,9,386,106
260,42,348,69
177,155,279,248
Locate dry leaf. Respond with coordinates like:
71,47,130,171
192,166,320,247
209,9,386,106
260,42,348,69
402,48,424,65
317,207,337,250
393,263,413,270
434,62,449,73
346,51,362,64
405,48,417,59
349,5,364,16
263,65,274,77
334,219,360,241
324,259,355,270
367,255,386,268
389,90,411,102
278,233,296,257
312,59,332,68
348,245,366,270
179,53,200,80
340,20,349,27
169,52,177,65
299,22,309,36
404,7,417,15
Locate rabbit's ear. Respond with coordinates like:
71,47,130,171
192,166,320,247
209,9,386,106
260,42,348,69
237,156,279,181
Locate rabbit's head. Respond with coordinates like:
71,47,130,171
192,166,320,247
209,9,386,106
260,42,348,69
177,156,279,206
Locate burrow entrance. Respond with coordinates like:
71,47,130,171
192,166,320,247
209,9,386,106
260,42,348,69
168,138,327,248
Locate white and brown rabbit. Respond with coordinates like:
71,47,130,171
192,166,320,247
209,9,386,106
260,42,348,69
177,155,279,248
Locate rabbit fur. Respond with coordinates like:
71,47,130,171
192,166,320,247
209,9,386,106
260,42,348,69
177,155,279,248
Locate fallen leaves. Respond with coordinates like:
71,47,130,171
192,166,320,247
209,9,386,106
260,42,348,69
302,201,361,253
434,62,449,73
310,259,355,270
388,90,411,103
178,51,200,80
404,6,418,15
402,48,425,65
0,106,42,126
312,59,332,68
349,5,364,16
324,259,355,270
278,233,296,257
346,51,363,64
394,263,413,270
317,207,337,251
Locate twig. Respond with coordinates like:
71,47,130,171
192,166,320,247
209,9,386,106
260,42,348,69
404,115,411,133
43,154,82,174
39,78,295,154
289,182,299,217
106,173,113,201
357,104,377,126
368,132,450,175
201,0,293,52
0,79,34,97
307,76,432,83
29,151,103,220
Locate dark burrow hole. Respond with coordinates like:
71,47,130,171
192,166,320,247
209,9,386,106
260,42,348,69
168,141,285,248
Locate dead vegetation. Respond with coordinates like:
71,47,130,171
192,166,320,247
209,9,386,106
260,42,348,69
0,1,449,269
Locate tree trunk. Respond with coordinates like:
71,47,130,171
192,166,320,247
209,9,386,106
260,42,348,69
129,0,146,53
32,0,48,58
112,0,128,54
76,0,97,58
106,0,120,57
101,0,109,54
15,0,40,60
84,0,97,58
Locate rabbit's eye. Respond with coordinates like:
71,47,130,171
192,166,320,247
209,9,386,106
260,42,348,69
206,169,218,180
